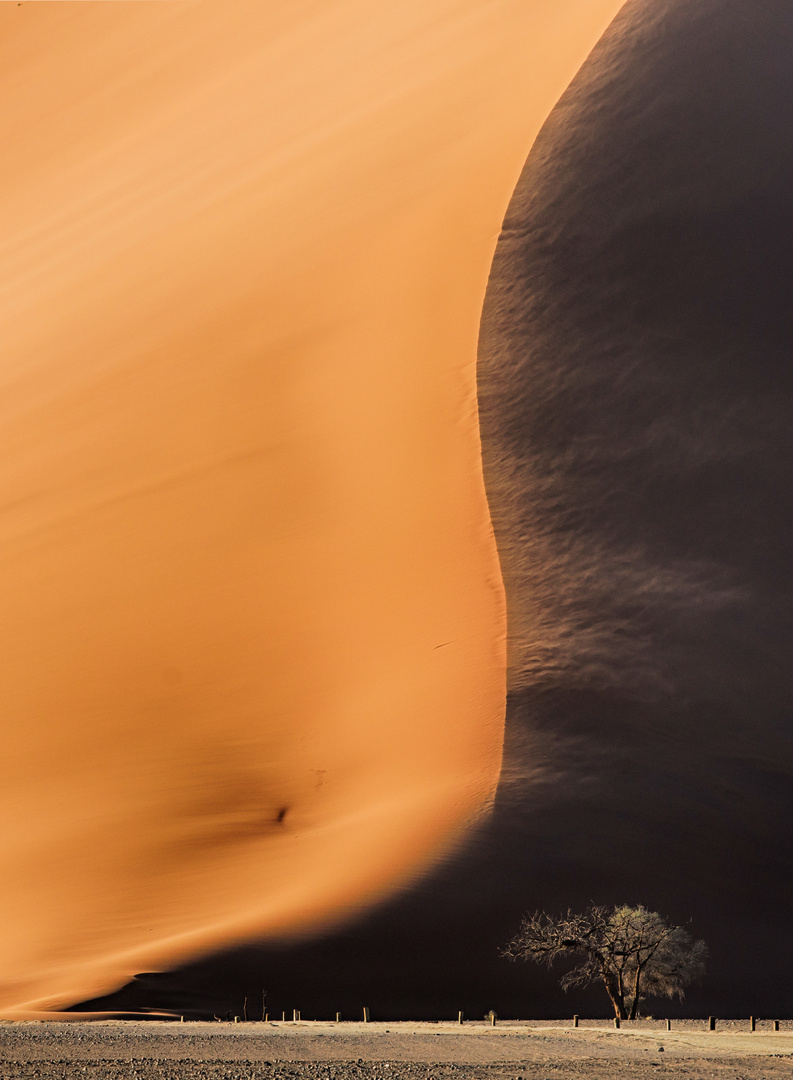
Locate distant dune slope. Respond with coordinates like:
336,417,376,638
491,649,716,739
0,1,624,1014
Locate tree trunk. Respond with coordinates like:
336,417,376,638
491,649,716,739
603,976,627,1019
629,961,646,1019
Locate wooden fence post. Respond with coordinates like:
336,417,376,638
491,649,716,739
708,1016,715,1031
614,1018,620,1029
750,1016,756,1032
458,1011,464,1024
666,1019,671,1031
573,1015,579,1028
363,1007,370,1023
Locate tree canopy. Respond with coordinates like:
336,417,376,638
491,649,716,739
502,904,707,1019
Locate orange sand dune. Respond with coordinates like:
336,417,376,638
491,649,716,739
0,1,624,1014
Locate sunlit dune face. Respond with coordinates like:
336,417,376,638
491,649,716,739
0,0,625,1014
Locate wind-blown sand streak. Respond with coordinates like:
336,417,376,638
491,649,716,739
0,1,625,1015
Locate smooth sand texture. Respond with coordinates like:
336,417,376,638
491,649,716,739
0,1,625,1014
0,1021,792,1079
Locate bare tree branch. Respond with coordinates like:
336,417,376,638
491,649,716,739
502,904,707,1019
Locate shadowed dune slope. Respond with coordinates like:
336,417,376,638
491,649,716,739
0,1,625,1015
476,0,793,1002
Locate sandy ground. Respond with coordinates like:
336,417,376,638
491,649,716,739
1,1020,791,1079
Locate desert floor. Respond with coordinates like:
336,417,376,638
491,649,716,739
0,1019,791,1079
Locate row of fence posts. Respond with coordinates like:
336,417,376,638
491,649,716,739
224,1008,370,1023
204,1012,783,1029
219,1009,485,1025
706,1016,780,1032
611,1016,779,1032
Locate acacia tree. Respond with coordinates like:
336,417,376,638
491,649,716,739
502,904,707,1019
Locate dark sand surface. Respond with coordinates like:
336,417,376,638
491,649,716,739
0,1021,791,1079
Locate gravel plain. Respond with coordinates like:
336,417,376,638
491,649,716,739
1,1020,792,1080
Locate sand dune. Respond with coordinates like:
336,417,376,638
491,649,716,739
0,1,624,1014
